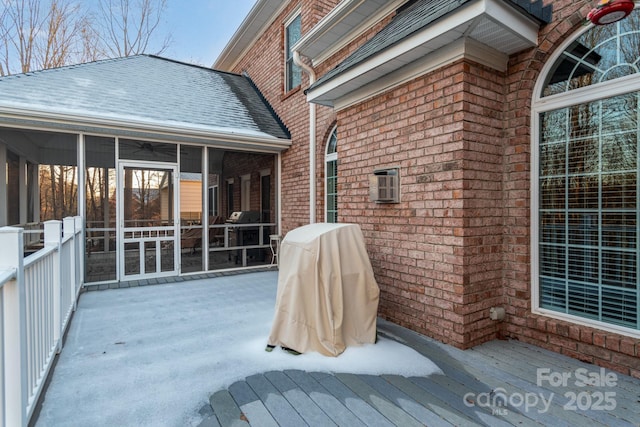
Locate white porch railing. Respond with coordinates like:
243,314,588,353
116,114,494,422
0,216,84,427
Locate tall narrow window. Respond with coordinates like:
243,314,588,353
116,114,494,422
533,12,640,334
241,174,251,211
227,179,234,217
325,127,338,223
285,13,301,92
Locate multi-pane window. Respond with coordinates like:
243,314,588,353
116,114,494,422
535,12,640,332
325,127,338,223
285,13,301,92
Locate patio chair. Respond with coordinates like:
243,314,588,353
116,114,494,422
181,216,225,253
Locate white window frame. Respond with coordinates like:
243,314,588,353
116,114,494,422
531,23,640,338
284,10,302,93
325,126,338,223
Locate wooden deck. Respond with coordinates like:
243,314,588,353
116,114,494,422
200,319,640,427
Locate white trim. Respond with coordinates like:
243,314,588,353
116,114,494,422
214,0,288,71
0,106,291,152
295,0,406,66
0,145,6,226
202,146,209,269
18,156,26,224
533,307,640,339
117,160,180,281
307,0,538,108
77,134,86,268
534,73,640,113
276,152,282,235
332,37,507,111
324,126,338,223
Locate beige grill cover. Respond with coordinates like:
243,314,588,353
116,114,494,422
268,223,380,356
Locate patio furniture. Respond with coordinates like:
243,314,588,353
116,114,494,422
181,216,224,253
269,234,281,265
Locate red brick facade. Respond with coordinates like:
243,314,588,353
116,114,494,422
228,0,640,377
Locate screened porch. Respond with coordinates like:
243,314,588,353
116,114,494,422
0,126,281,285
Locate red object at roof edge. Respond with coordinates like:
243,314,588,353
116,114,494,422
587,0,635,25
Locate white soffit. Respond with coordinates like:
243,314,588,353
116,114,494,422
306,0,540,108
295,0,407,66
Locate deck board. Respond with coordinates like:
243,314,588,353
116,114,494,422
202,318,640,427
358,374,455,427
283,370,368,427
334,373,423,427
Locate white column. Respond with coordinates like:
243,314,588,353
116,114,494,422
0,146,7,226
202,147,209,271
77,134,86,272
19,157,27,225
0,226,26,427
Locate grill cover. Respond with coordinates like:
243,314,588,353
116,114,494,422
267,223,379,356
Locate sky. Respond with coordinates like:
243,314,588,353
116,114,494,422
35,271,441,426
159,0,257,67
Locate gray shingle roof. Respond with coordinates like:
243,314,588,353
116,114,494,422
309,0,552,92
0,55,290,140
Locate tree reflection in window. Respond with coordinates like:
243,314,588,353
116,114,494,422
543,9,640,97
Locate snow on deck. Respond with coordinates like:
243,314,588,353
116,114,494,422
34,271,439,426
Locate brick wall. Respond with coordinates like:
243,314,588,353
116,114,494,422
335,59,506,349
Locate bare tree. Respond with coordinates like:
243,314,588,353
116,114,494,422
39,0,87,69
0,0,172,75
0,0,86,74
95,0,171,57
1,0,43,74
0,4,10,75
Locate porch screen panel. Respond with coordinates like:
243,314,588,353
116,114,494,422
539,91,639,329
85,136,117,283
180,145,204,273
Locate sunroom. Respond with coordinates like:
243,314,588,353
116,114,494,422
0,55,291,285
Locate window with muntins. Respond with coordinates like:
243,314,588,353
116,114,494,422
285,13,301,92
325,127,338,223
535,11,640,333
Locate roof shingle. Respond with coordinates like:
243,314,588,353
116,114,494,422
0,55,290,140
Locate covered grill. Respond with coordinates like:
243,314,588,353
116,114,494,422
226,210,261,224
226,210,262,264
267,223,379,356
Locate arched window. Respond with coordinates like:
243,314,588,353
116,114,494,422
325,127,338,223
532,11,640,335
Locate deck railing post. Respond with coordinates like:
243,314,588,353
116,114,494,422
63,217,76,315
74,216,84,300
0,226,27,427
44,220,62,352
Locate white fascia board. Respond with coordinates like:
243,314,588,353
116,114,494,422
214,0,287,71
295,0,407,66
332,37,507,111
307,1,484,105
307,0,540,108
0,106,292,152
